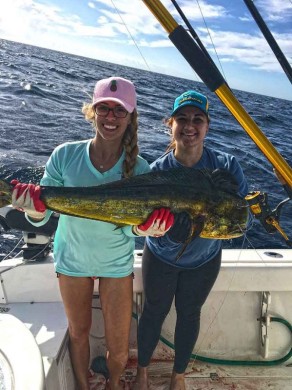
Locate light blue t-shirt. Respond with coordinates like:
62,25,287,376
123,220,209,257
146,147,249,269
30,140,151,277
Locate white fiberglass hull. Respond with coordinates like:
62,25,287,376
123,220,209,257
0,248,292,389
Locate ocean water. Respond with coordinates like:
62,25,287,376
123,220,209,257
0,38,291,259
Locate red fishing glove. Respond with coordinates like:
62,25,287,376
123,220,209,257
11,180,46,221
133,208,174,237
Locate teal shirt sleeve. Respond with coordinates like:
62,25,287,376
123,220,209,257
24,210,53,226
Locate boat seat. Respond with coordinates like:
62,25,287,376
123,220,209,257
3,207,59,236
0,313,45,390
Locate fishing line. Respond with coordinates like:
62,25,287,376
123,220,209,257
235,202,274,265
110,0,152,72
169,0,204,83
195,0,228,82
170,0,227,83
240,216,278,267
81,1,153,100
234,220,275,268
189,217,282,369
170,0,211,59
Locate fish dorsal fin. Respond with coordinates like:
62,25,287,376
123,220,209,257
114,168,215,189
210,168,239,194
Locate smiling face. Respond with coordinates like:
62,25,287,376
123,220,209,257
94,100,131,142
171,106,209,153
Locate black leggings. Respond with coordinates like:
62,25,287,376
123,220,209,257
137,244,221,373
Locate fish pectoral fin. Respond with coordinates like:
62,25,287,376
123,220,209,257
211,169,239,194
175,215,205,262
191,215,205,239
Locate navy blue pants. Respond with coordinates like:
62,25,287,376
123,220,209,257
137,244,222,373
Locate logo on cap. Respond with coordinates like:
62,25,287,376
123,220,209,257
171,90,209,117
110,80,117,92
179,96,203,105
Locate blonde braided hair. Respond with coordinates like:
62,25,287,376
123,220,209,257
122,109,139,178
82,103,139,178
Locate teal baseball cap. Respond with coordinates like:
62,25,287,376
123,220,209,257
171,90,209,116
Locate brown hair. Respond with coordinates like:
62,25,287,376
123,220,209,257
82,103,139,178
164,117,176,153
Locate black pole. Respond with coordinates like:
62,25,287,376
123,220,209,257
170,0,214,66
243,0,292,84
170,0,229,86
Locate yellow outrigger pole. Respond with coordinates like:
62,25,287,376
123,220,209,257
142,0,292,188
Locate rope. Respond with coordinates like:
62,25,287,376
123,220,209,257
195,0,228,82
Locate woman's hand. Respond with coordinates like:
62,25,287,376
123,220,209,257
133,208,174,237
11,180,46,221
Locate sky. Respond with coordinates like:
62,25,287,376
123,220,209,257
0,0,292,101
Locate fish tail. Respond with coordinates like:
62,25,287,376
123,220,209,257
0,179,13,208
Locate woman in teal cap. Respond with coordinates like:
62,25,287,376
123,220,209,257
134,90,249,390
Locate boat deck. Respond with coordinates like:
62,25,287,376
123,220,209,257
88,359,292,389
3,301,292,390
1,251,292,390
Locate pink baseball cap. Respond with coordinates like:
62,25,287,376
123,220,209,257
92,76,137,113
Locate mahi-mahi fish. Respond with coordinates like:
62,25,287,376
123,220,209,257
0,168,248,239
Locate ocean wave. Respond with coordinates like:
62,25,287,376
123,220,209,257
0,38,291,254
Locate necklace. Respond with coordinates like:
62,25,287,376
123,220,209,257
90,141,122,170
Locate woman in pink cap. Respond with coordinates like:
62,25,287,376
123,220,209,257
11,76,174,390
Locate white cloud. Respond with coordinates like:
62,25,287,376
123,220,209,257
239,15,252,22
0,0,290,77
200,27,292,72
179,0,229,19
0,0,80,42
256,0,292,22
